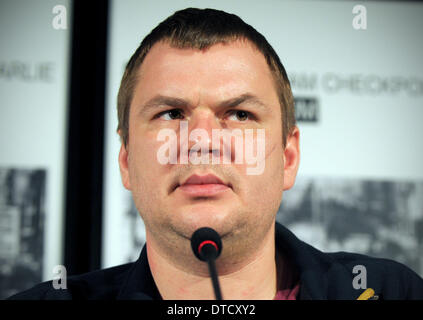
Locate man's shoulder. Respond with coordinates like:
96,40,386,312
7,262,135,300
326,250,419,277
275,222,423,299
323,250,423,299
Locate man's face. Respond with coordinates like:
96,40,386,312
119,40,299,262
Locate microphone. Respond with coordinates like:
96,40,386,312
190,227,223,300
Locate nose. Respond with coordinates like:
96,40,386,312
178,108,231,164
188,109,220,152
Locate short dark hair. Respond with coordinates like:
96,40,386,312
117,7,296,147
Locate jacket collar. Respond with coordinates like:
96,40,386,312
274,222,329,299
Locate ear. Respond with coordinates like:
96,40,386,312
118,131,131,190
282,126,300,191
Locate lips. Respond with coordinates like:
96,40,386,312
182,174,226,186
176,174,231,197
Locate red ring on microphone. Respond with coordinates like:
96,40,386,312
198,240,218,255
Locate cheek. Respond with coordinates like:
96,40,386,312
128,130,164,188
265,134,284,174
243,128,284,178
127,130,168,219
242,132,284,203
130,126,163,159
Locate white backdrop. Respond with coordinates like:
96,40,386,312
102,0,423,270
0,0,71,294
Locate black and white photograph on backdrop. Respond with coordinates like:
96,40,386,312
0,168,46,299
277,176,423,277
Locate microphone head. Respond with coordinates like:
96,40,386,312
190,227,222,262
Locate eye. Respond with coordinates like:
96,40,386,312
156,109,184,120
227,110,253,122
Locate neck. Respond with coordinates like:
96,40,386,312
146,224,278,300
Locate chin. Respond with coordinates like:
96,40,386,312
172,207,234,238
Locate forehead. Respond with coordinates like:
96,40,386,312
133,39,278,105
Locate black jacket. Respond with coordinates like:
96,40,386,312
8,222,423,300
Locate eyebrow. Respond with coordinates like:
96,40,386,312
138,93,270,116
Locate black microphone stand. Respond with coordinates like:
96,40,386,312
202,244,223,300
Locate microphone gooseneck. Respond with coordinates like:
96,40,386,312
190,227,223,300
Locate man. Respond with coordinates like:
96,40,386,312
9,7,423,300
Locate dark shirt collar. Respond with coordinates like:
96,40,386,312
116,245,161,300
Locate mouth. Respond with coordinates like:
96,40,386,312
173,173,232,197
